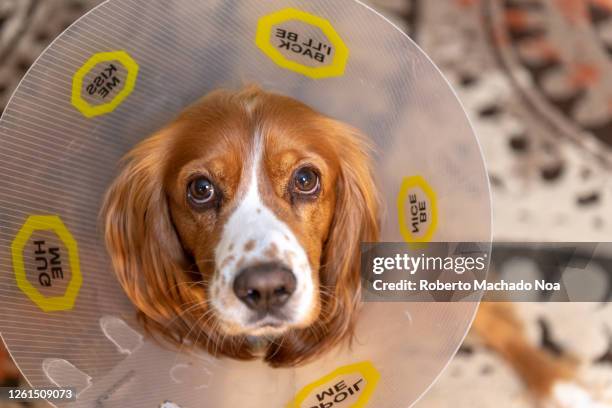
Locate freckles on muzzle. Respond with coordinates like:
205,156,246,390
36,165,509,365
209,146,317,334
211,218,316,334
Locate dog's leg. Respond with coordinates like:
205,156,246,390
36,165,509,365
472,302,609,407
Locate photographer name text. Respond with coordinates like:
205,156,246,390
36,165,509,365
371,279,561,292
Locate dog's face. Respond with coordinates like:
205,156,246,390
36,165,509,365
165,93,340,337
102,87,378,366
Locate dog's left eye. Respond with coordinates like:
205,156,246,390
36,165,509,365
292,166,320,196
187,176,216,208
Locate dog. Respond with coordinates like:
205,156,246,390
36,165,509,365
100,85,595,406
101,86,379,367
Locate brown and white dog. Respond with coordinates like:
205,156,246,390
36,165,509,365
101,86,595,406
101,86,379,367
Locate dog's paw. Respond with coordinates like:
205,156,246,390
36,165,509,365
159,401,182,408
544,382,612,408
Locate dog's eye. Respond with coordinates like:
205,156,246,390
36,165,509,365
187,177,216,207
292,167,320,196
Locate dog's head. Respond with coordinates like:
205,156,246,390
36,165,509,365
101,87,379,366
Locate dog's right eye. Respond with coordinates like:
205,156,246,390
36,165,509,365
187,176,216,208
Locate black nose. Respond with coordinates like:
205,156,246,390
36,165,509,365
233,262,296,313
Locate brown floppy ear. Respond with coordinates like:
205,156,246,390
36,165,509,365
266,123,379,367
100,128,199,340
319,124,380,338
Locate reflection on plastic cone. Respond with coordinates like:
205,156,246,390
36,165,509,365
42,358,92,396
100,316,143,355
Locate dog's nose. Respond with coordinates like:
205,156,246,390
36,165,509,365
233,262,296,313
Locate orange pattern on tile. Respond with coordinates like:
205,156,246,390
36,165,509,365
568,63,601,88
505,9,530,29
555,0,589,24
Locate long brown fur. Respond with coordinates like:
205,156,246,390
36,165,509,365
100,86,379,367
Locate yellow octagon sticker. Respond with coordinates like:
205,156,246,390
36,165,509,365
256,8,349,79
288,361,380,408
397,176,438,243
11,215,82,312
71,50,139,118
